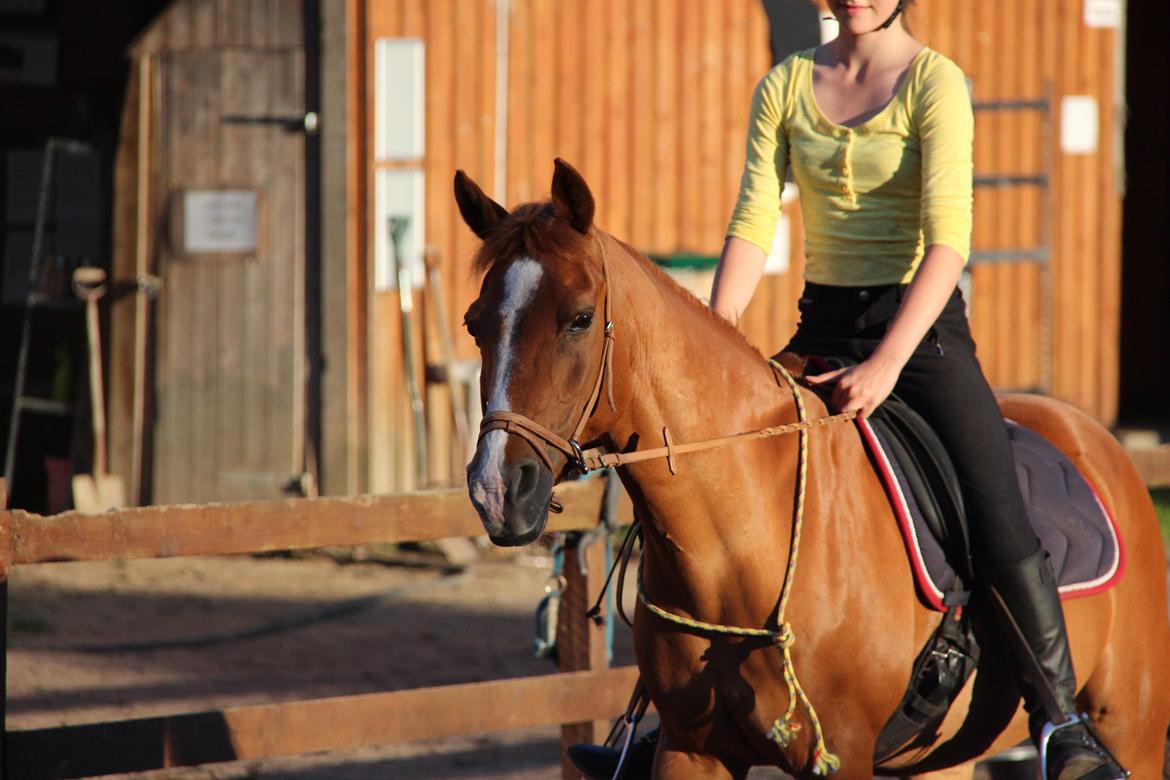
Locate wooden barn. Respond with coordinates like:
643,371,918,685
2,0,1164,509
343,0,1151,496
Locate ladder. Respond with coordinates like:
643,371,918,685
2,138,95,496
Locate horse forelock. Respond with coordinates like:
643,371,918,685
471,201,593,277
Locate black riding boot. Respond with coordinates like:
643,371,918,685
566,727,658,780
987,548,1127,780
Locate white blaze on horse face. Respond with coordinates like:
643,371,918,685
469,258,544,521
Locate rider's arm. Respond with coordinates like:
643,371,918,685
868,245,965,367
710,237,767,324
714,66,790,322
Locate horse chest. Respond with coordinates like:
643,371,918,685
635,623,796,753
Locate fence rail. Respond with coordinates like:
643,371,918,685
0,478,635,779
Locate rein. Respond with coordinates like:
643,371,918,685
477,233,855,477
475,231,851,775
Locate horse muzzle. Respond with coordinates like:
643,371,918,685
467,455,554,546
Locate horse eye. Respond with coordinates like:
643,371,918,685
568,312,594,333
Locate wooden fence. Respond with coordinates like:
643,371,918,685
0,478,636,779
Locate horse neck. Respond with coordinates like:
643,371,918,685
590,239,802,545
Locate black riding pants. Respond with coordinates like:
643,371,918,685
781,282,1041,567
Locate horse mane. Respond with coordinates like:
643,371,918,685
471,198,768,364
614,237,769,363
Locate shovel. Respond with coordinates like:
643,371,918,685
72,267,126,513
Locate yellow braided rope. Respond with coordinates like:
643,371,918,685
771,361,840,775
635,360,841,775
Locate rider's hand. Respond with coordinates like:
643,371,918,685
806,355,903,419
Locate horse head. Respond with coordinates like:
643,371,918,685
456,159,612,545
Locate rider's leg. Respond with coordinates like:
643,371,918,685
888,290,1126,780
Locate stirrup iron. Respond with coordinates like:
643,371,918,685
1038,714,1130,780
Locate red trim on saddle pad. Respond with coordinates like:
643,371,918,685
857,418,949,611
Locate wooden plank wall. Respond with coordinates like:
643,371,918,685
357,0,1123,492
121,0,308,504
907,1,1121,420
360,0,776,493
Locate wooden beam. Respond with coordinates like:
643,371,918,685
7,666,641,779
558,529,612,777
1130,445,1170,488
4,478,632,565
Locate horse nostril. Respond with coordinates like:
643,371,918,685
511,460,541,501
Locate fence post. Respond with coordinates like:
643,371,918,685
1,478,9,780
557,524,609,777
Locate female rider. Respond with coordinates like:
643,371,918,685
571,1,1127,778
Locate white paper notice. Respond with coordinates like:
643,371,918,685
184,190,258,254
375,38,425,160
1060,96,1099,155
1084,0,1121,28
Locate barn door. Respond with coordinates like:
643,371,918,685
151,49,307,504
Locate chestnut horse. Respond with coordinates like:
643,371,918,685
457,160,1170,779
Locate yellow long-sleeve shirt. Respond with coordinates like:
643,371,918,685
726,47,973,286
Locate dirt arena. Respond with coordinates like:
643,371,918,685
14,536,1105,779
7,543,798,779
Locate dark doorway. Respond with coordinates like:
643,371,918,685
0,0,170,511
1118,0,1170,428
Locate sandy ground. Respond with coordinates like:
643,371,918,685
6,547,595,778
5,546,794,779
5,543,1071,779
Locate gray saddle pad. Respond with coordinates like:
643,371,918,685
859,417,1124,611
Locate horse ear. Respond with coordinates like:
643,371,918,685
454,170,508,240
550,158,594,235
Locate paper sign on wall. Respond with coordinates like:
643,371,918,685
1060,96,1099,155
184,190,258,254
764,215,791,275
1084,0,1121,28
375,38,425,160
764,185,800,275
375,168,425,291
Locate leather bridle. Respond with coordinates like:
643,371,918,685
475,231,856,489
477,232,617,478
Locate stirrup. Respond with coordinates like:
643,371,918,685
602,681,651,779
608,713,640,779
1038,714,1129,780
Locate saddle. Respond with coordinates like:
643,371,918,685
797,356,1125,765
